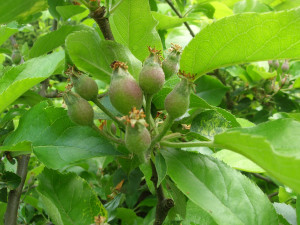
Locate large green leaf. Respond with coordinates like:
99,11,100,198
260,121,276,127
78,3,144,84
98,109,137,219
273,203,297,225
214,119,300,194
233,0,271,13
37,168,107,225
3,102,119,169
194,75,230,106
0,25,18,46
66,30,142,83
0,171,21,190
0,203,6,225
181,9,300,79
56,5,86,20
213,149,265,173
116,208,143,225
297,195,300,225
109,0,162,61
182,201,217,225
0,0,48,24
155,153,167,187
190,110,231,140
162,148,278,225
0,51,64,113
30,25,91,58
274,0,300,11
0,141,32,156
166,179,187,220
151,12,194,30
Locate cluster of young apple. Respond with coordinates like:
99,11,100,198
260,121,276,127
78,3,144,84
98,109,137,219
63,44,194,158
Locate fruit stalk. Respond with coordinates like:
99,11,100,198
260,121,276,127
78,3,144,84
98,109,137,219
92,124,124,144
93,98,125,129
160,140,216,148
145,94,153,129
150,116,174,149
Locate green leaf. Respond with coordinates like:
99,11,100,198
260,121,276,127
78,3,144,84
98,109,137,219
66,30,142,83
0,0,48,24
213,107,240,127
30,25,91,58
0,25,18,46
0,48,12,55
182,201,217,225
273,203,297,225
56,5,86,20
192,3,215,19
294,77,300,88
0,203,7,224
139,162,155,194
246,63,277,82
151,12,194,30
37,168,107,225
190,110,231,140
225,65,249,82
210,1,233,19
1,171,21,189
236,118,255,127
194,75,230,106
0,51,64,113
162,148,278,225
275,0,300,11
109,0,162,61
0,188,7,203
3,102,119,169
214,119,300,194
297,195,300,225
166,179,187,219
116,208,143,225
233,0,271,13
0,108,26,128
289,61,300,77
181,9,300,79
0,141,32,156
13,90,48,107
155,153,167,187
213,149,265,173
47,0,67,19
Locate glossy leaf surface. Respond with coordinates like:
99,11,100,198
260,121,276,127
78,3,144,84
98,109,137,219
0,0,47,24
37,168,107,225
66,30,142,83
163,148,277,225
30,25,91,58
214,119,300,193
181,9,300,79
109,0,162,61
3,102,119,169
0,51,64,113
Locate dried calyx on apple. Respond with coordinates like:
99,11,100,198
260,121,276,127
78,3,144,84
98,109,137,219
122,108,151,158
